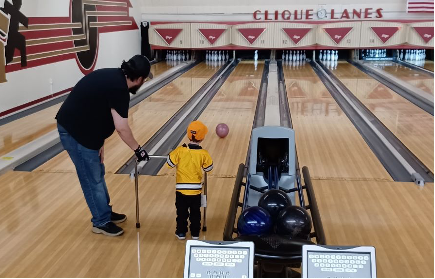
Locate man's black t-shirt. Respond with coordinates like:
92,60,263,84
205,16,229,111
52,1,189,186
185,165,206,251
56,68,130,150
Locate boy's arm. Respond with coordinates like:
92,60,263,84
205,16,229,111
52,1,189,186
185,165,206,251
202,152,213,172
166,149,178,168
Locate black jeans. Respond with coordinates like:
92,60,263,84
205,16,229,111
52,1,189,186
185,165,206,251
175,192,201,235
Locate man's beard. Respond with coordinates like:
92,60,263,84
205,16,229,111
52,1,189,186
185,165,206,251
129,85,141,94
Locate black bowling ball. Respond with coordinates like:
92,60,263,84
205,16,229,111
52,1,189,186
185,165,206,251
276,206,312,240
258,189,292,219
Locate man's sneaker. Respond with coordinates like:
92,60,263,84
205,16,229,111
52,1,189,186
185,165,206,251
92,222,124,236
192,235,199,240
111,212,127,224
175,232,186,240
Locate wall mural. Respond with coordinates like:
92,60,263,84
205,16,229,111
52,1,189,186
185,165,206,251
0,0,138,83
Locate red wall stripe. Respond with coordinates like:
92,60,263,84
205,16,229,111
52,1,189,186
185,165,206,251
5,53,76,73
99,23,138,33
0,87,72,118
13,41,74,57
22,29,73,40
96,5,129,12
27,17,72,25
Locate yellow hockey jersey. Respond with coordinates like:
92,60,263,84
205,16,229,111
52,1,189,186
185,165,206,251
167,143,213,195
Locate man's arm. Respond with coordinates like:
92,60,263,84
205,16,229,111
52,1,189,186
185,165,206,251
111,108,139,150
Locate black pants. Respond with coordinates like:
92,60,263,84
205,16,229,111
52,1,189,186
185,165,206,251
175,192,201,235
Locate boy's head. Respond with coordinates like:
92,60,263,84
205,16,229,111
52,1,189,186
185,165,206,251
187,121,208,143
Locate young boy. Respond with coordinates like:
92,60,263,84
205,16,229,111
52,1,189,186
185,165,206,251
166,121,213,240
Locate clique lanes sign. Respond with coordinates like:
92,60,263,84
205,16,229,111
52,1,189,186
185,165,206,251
253,8,384,21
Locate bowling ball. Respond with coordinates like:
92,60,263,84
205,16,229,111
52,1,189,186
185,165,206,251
237,206,272,236
216,123,229,138
258,190,292,220
275,206,312,240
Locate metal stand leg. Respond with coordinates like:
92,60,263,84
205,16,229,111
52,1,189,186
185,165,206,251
135,160,140,228
202,172,207,232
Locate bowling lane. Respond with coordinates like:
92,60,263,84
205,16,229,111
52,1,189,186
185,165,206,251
283,62,391,181
0,171,234,277
0,62,171,159
365,61,434,95
149,61,173,78
36,63,220,173
423,60,434,72
0,105,59,158
331,62,434,173
159,61,264,177
314,179,434,278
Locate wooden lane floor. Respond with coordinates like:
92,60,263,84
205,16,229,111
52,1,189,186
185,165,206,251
0,171,234,277
158,61,264,178
0,62,171,159
423,60,434,72
365,61,434,95
36,63,220,173
150,61,173,78
330,62,434,173
0,104,60,157
0,172,432,277
313,179,434,278
283,63,392,181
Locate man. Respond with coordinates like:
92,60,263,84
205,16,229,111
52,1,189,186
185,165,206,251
56,55,152,236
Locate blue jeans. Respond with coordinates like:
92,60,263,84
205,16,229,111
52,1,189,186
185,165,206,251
57,124,111,227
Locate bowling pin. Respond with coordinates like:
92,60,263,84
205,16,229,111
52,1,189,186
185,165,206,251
326,50,331,61
254,50,258,61
319,50,323,60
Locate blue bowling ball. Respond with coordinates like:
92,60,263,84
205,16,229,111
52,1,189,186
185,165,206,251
237,206,272,236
